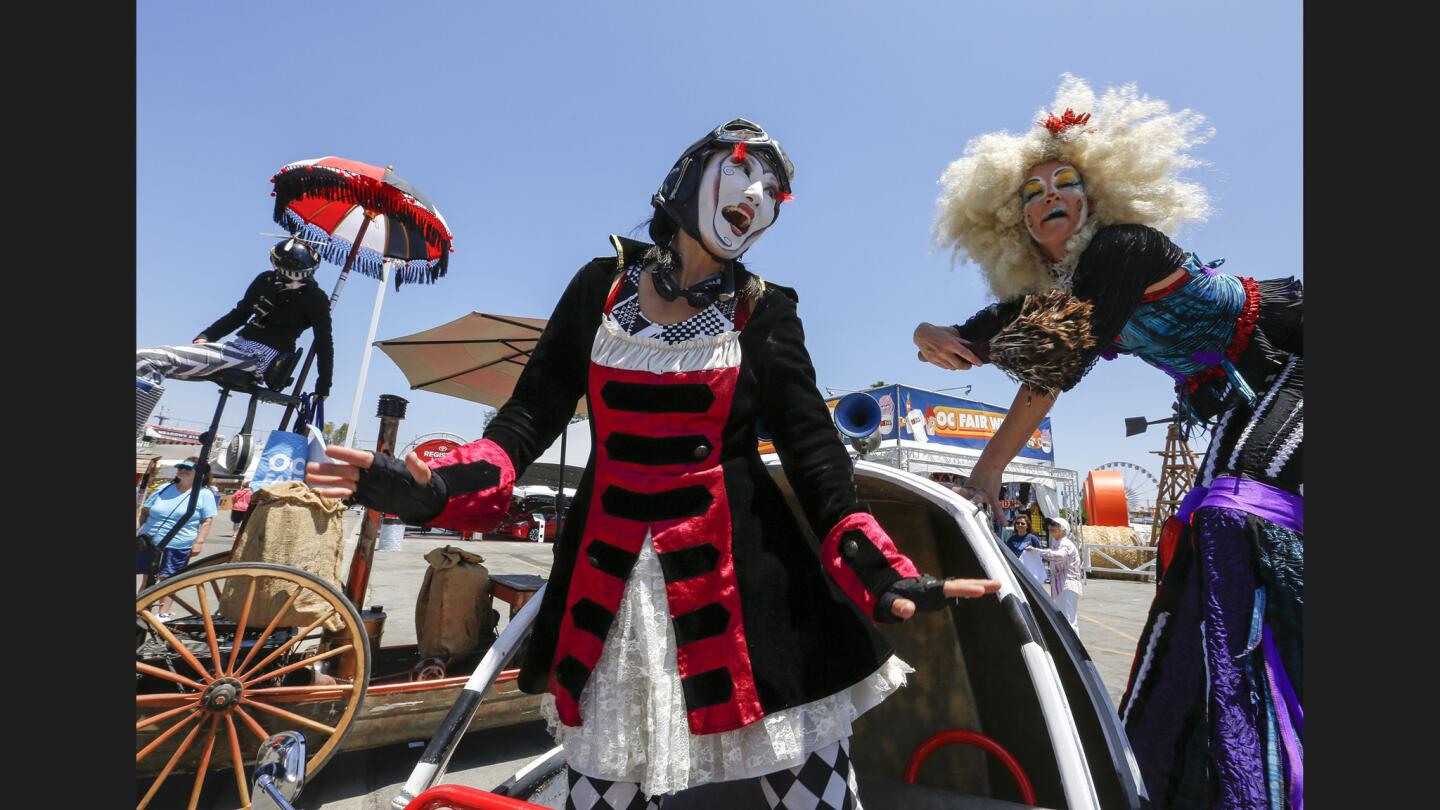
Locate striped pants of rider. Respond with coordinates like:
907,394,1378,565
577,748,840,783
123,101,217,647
136,340,274,388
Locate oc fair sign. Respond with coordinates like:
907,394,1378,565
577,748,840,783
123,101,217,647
826,385,1055,463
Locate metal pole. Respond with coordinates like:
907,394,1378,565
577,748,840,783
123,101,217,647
346,263,390,447
345,395,407,610
279,213,375,431
556,426,568,531
391,582,547,809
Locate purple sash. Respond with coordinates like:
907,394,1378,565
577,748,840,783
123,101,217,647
1174,485,1210,524
1197,476,1303,533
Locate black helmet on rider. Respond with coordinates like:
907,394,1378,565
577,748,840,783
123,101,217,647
270,237,321,282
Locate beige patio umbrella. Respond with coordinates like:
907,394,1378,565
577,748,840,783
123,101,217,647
374,311,586,502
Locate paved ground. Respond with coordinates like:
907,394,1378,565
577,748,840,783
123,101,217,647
1071,578,1154,706
140,513,1154,808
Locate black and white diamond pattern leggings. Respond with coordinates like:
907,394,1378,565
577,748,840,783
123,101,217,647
565,738,862,810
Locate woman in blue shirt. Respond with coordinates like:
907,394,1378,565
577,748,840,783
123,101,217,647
136,458,216,619
1000,513,1043,557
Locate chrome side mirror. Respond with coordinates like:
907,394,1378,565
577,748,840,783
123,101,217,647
251,732,306,810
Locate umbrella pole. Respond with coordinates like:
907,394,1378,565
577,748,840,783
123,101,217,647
278,214,374,431
345,264,390,447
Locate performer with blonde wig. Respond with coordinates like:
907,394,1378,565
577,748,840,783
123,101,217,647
931,74,1212,301
915,75,1303,809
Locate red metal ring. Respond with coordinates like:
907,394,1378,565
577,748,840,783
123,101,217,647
406,783,549,810
904,728,1036,805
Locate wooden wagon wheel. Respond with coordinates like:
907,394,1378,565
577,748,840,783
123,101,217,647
186,549,234,571
135,562,370,810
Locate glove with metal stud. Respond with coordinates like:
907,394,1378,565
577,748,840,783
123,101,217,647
875,575,951,623
312,438,516,534
350,451,504,526
820,511,1001,622
349,452,449,524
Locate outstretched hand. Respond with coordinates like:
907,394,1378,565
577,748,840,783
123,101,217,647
306,446,433,500
884,576,1001,621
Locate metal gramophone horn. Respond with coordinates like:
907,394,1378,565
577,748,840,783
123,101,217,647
833,393,883,457
834,393,882,438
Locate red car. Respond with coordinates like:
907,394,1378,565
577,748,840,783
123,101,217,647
491,494,560,542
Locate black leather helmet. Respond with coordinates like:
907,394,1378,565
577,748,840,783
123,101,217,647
651,118,794,248
270,237,321,281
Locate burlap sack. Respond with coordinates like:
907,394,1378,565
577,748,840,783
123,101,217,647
416,545,496,658
220,481,347,632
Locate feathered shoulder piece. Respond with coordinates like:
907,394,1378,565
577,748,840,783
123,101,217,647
985,291,1097,397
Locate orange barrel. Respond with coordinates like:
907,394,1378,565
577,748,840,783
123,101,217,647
1083,469,1130,527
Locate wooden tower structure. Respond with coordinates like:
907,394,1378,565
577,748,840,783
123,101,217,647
1150,421,1201,546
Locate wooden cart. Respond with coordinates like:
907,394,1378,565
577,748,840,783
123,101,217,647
134,348,555,809
135,549,545,810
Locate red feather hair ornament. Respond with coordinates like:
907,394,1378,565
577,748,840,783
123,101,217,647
1040,108,1093,135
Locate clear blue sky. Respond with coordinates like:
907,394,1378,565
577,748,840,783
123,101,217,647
137,0,1301,485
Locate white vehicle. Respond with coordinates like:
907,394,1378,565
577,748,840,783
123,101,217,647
367,459,1146,810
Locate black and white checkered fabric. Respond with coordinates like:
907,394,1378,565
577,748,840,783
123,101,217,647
565,768,665,810
759,739,863,810
611,264,737,345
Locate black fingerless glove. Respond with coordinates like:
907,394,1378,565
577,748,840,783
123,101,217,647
875,574,950,623
353,453,449,525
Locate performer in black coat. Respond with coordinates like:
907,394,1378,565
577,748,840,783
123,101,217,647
312,119,998,809
135,236,333,437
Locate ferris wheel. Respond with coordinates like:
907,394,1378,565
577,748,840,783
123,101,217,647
1096,461,1159,513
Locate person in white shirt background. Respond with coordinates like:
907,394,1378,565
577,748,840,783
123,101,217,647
1037,517,1083,630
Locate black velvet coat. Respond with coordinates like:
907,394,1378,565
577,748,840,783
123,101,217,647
477,237,901,729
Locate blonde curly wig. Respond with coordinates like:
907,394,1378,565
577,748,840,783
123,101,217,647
934,74,1214,301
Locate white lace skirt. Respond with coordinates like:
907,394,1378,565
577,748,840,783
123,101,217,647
541,534,912,796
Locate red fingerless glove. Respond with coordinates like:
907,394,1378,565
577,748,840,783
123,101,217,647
425,438,516,533
820,511,920,620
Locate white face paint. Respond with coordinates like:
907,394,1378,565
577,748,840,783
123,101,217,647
1021,162,1088,248
695,149,781,259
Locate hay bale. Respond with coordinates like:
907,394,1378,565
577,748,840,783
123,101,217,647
1078,524,1153,579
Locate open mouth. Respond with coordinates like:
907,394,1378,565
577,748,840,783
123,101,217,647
1043,207,1069,223
722,203,754,236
